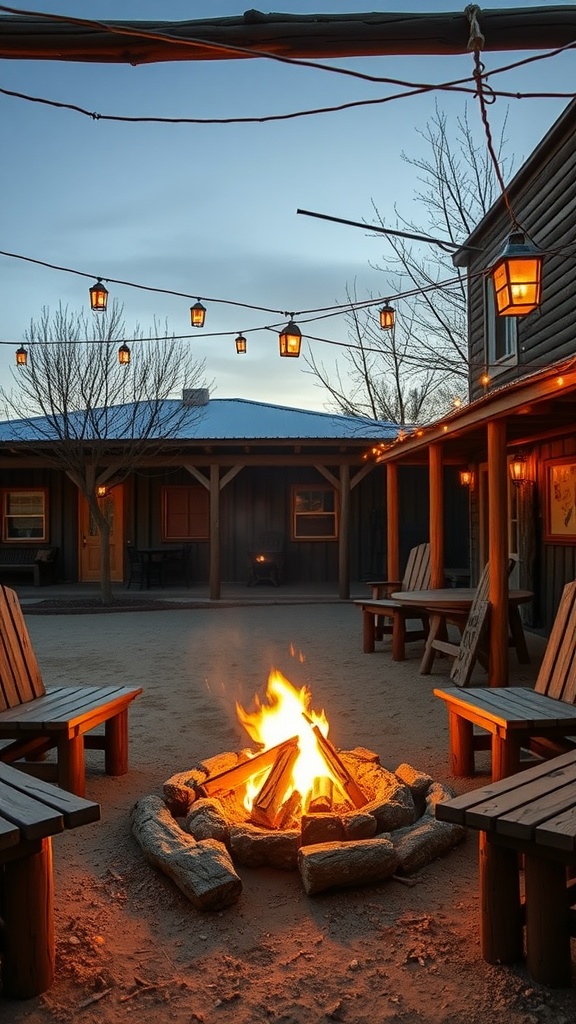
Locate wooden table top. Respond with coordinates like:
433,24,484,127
436,748,576,852
0,761,100,853
391,588,533,609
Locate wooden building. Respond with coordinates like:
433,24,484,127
0,392,468,596
373,99,576,679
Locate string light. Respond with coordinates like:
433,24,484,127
379,301,395,330
118,342,130,365
89,278,108,312
235,333,247,354
190,300,206,328
15,345,27,366
279,319,302,358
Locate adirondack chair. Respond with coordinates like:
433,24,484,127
0,584,142,796
434,578,576,781
354,542,431,660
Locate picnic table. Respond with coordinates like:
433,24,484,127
436,748,576,987
0,762,100,999
390,587,533,674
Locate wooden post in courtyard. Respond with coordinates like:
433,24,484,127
209,463,220,601
429,443,444,588
386,462,399,583
487,420,509,684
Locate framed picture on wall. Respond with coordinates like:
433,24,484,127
545,458,576,542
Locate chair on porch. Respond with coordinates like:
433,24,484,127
247,531,285,586
126,545,163,589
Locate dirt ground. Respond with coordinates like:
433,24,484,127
4,601,576,1024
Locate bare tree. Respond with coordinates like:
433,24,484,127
306,104,511,423
0,301,207,604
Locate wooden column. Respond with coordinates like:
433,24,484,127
386,462,399,582
209,463,220,601
338,463,350,599
429,443,444,588
2,838,55,999
487,419,509,684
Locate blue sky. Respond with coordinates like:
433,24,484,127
1,1,575,411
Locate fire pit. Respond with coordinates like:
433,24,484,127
132,671,465,910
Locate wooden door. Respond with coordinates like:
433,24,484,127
78,486,124,582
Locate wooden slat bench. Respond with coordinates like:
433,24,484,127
0,584,142,796
0,761,100,999
436,749,576,987
434,579,576,782
354,542,431,660
0,546,58,587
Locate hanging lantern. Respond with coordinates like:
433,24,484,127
490,232,543,316
509,452,528,487
279,319,302,357
15,345,28,367
235,333,247,354
190,300,206,328
118,342,131,365
89,278,108,312
379,301,395,330
96,485,108,498
459,469,474,488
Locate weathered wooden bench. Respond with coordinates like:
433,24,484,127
0,546,58,587
434,579,576,782
354,542,431,660
0,584,142,797
0,761,100,999
436,749,576,987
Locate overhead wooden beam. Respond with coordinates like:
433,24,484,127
1,8,575,64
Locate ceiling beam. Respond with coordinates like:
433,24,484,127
1,8,575,64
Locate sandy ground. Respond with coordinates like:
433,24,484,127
3,600,576,1024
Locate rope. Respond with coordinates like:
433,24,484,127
465,4,520,231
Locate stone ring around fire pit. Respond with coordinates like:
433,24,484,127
131,746,465,912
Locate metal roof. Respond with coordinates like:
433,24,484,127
0,396,399,444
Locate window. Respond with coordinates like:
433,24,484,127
162,485,209,541
485,275,518,371
292,486,338,539
2,489,47,541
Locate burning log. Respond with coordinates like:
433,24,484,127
303,715,368,809
308,776,333,813
201,736,299,797
249,740,300,829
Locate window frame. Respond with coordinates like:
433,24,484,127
2,487,48,542
291,484,338,541
161,484,209,541
484,274,518,375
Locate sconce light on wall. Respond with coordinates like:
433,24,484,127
96,485,109,498
509,452,529,487
459,468,475,489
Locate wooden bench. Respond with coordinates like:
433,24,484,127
0,761,100,999
355,542,431,660
0,584,142,797
434,579,576,782
0,546,58,587
436,749,576,987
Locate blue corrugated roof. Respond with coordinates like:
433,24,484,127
0,397,399,443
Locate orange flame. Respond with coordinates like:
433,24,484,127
236,670,337,814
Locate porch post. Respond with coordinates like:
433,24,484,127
386,462,399,582
487,419,509,684
339,463,350,599
209,463,220,601
429,443,444,588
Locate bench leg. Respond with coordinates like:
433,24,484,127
448,710,475,776
479,833,523,966
105,709,129,776
524,852,572,987
2,838,55,999
492,731,521,782
363,610,376,653
58,733,85,797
